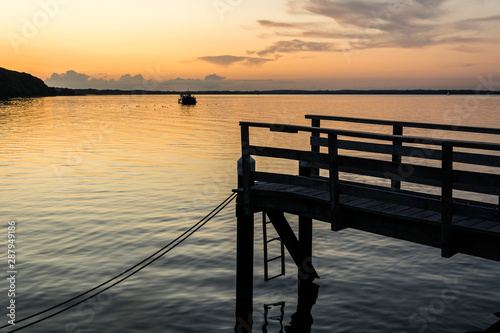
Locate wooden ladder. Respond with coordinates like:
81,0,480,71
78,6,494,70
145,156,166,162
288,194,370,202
262,212,285,282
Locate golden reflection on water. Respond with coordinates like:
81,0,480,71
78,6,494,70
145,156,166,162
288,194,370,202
0,95,499,332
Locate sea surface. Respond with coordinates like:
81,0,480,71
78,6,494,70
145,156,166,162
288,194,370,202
0,95,499,332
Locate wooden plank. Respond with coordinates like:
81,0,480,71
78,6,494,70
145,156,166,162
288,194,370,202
253,171,329,191
304,114,500,135
295,187,327,197
426,212,443,222
311,136,393,154
453,169,500,195
455,218,486,228
339,155,442,187
473,220,500,231
346,198,374,207
367,202,401,212
340,182,442,212
242,121,500,151
411,209,441,220
488,225,500,233
253,183,290,191
360,201,396,211
340,195,362,204
311,191,330,201
356,200,386,209
250,145,329,164
452,216,469,224
382,205,414,215
454,202,500,221
312,137,500,168
395,207,425,218
453,151,500,167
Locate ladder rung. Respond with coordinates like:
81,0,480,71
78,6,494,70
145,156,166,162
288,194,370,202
266,273,285,281
267,255,282,262
266,237,281,243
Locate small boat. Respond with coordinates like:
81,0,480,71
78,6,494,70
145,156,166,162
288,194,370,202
178,92,197,105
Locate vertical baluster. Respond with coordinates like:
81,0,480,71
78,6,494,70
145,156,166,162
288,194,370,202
441,142,454,258
241,125,252,215
391,124,403,190
311,118,321,176
329,133,341,231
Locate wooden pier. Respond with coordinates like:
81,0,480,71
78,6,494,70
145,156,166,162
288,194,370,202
234,115,500,331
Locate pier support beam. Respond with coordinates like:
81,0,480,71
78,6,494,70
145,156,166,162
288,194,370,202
298,162,314,283
235,154,256,333
235,203,254,332
266,210,319,282
299,216,313,284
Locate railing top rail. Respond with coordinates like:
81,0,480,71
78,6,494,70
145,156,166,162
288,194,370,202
305,115,500,135
240,121,500,151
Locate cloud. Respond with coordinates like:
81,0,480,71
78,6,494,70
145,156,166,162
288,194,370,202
45,70,288,91
45,70,154,89
198,55,274,66
454,15,500,31
47,70,90,82
257,20,315,30
254,0,498,53
254,39,335,56
204,73,226,81
450,45,481,53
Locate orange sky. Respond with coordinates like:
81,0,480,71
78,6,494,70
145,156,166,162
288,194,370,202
1,0,499,90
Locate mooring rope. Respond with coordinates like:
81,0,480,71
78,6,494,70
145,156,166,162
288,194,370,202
1,192,237,332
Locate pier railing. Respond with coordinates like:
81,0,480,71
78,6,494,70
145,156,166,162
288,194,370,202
240,119,500,257
305,114,500,189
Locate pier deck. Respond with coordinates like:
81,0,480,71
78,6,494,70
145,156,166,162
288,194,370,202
235,115,500,331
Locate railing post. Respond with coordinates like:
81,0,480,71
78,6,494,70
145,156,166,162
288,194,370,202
240,125,253,215
391,124,403,190
328,133,341,231
441,142,454,258
235,124,255,332
310,118,321,176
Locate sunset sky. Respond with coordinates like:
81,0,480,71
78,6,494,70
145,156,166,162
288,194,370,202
1,0,499,90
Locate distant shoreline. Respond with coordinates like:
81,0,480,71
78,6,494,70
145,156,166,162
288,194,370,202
51,88,500,96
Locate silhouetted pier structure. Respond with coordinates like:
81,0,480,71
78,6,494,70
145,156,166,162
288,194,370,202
235,115,500,331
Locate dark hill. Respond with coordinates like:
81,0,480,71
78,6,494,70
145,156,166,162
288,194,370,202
0,67,54,98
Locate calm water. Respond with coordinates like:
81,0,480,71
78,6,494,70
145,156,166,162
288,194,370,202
1,95,499,332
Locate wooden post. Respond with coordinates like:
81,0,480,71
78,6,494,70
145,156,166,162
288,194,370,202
298,163,313,259
298,158,313,285
310,118,321,176
441,143,454,258
391,124,403,190
241,125,252,215
235,203,254,332
298,216,313,286
235,126,255,332
328,134,341,231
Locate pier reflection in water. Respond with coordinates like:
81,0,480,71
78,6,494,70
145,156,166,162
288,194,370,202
237,281,320,333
